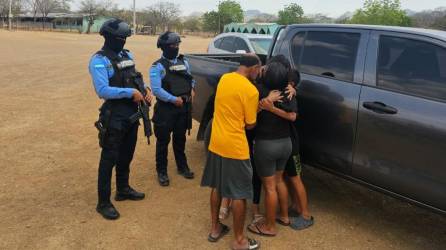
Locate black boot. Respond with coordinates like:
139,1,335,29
178,167,194,179
158,173,170,187
115,187,145,201
96,202,120,220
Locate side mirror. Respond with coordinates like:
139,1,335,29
236,50,247,54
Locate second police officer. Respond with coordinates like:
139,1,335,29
89,19,153,220
150,32,195,186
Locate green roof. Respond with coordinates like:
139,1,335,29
223,23,279,35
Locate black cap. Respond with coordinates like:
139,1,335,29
100,18,132,38
157,32,181,48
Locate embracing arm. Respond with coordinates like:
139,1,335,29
259,99,297,122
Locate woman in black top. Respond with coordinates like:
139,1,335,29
248,60,297,237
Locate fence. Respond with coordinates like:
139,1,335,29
0,19,82,33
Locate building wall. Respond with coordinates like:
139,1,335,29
82,16,111,33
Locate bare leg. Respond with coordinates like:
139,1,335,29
276,171,290,224
221,198,231,209
289,175,311,219
285,176,300,212
219,198,231,219
262,176,278,232
231,199,248,248
210,188,222,237
252,203,261,218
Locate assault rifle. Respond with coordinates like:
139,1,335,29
128,72,153,144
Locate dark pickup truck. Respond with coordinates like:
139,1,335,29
185,24,446,214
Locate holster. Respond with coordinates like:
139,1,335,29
95,108,112,148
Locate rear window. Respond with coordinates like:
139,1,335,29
249,38,272,55
214,38,224,48
299,31,360,82
234,37,250,52
220,37,236,53
377,36,446,101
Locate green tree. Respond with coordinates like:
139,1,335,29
202,0,243,34
202,10,219,33
183,16,202,32
432,16,446,30
218,0,243,32
277,3,305,25
349,0,412,26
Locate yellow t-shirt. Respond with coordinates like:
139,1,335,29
209,72,259,160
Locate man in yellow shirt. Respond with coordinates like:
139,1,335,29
201,54,261,250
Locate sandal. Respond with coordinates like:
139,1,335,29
247,221,276,237
219,207,230,220
232,238,260,250
208,223,230,243
275,218,291,226
251,214,264,224
290,216,314,230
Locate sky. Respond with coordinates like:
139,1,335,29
71,0,446,18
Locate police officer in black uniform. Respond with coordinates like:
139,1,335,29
150,32,195,186
89,19,152,220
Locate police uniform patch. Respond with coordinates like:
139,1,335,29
169,65,187,71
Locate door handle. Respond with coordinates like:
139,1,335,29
363,102,398,115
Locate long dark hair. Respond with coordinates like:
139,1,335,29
263,61,289,91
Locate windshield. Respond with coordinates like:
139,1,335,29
249,38,272,55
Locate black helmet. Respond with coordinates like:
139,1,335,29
157,32,181,48
100,18,132,38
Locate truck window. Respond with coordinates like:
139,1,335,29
377,36,446,101
300,31,360,82
291,32,305,68
220,37,236,53
234,37,250,52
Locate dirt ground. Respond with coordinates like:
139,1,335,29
0,30,445,250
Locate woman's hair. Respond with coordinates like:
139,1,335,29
288,69,301,86
263,61,289,90
267,55,291,71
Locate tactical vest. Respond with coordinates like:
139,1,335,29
96,48,139,121
154,55,193,104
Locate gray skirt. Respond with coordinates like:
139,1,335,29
201,151,253,200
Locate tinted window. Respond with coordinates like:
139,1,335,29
220,37,236,52
300,31,360,82
234,37,250,52
249,38,272,55
291,32,305,67
214,38,224,48
377,36,446,101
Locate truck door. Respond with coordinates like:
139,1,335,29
284,28,368,174
353,31,446,211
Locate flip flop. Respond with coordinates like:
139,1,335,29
275,218,291,226
290,216,314,230
232,238,260,250
250,214,265,225
247,222,276,237
208,223,230,243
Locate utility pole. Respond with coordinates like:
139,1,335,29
217,0,221,34
8,0,12,31
133,0,136,34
